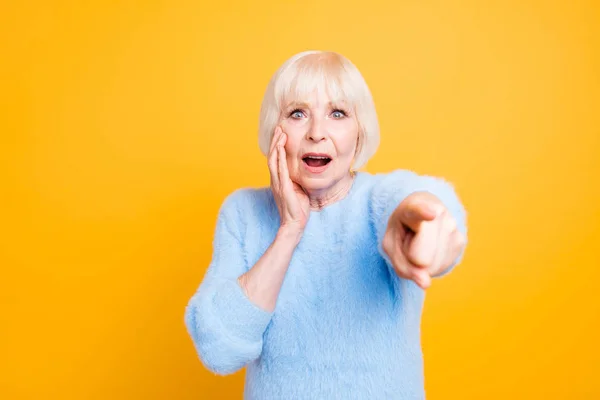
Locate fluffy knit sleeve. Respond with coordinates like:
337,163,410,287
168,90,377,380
184,190,273,375
369,169,468,280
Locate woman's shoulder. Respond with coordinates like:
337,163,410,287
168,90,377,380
218,186,275,220
353,169,422,190
356,168,421,182
352,169,448,205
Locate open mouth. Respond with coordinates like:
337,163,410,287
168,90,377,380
302,155,332,168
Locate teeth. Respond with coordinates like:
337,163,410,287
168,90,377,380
306,156,329,159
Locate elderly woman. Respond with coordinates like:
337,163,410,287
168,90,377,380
185,50,467,399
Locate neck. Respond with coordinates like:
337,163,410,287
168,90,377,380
306,172,355,211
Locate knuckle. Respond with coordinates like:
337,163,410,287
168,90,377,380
446,215,457,232
382,233,394,256
412,255,426,268
394,263,409,278
412,249,431,268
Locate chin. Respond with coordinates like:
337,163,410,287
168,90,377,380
296,173,336,192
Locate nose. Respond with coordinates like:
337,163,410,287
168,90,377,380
306,118,327,142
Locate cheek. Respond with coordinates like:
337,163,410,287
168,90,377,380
330,123,359,156
283,136,302,173
284,146,303,182
281,122,305,159
281,120,307,145
281,118,308,135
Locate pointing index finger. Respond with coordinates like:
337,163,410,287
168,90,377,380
401,202,439,232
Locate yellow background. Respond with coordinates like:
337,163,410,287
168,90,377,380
2,1,599,399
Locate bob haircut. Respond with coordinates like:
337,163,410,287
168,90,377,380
258,50,380,170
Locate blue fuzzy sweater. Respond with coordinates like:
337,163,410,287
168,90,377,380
184,170,467,399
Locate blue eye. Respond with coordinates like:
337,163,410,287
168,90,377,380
289,109,304,119
332,110,347,119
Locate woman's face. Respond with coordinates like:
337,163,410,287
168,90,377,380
279,91,359,195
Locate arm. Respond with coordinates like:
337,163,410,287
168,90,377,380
238,227,301,313
185,127,308,375
237,126,310,312
370,170,468,287
184,191,274,376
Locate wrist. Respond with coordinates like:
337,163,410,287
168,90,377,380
277,224,303,247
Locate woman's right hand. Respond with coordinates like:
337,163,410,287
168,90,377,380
268,126,310,240
236,127,309,311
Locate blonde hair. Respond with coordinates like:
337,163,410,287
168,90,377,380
258,50,380,170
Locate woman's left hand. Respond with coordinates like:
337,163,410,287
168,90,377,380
382,192,466,289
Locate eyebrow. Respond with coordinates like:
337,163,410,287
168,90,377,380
284,101,309,109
